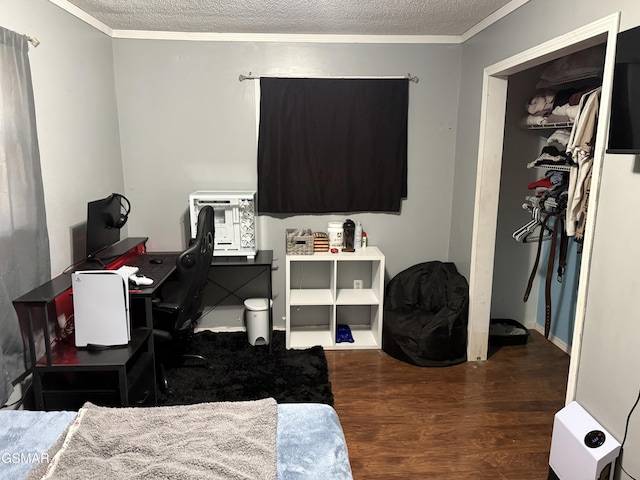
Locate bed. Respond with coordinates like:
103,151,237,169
0,399,353,480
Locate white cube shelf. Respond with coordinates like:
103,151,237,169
285,246,385,349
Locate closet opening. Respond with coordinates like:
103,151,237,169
493,44,605,355
467,14,620,403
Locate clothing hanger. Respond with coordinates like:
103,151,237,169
513,219,538,241
521,221,553,243
513,205,541,240
513,206,553,243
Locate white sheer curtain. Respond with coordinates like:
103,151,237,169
0,26,50,406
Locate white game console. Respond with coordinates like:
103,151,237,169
72,270,130,348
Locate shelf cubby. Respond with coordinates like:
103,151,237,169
285,247,385,350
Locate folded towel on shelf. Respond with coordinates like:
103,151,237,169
546,129,571,146
521,114,572,128
527,145,571,169
522,114,548,126
526,91,555,115
552,104,580,121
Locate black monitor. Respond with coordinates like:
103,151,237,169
85,194,123,260
607,25,640,154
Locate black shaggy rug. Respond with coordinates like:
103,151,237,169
157,330,334,406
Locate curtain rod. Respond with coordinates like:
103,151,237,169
26,35,40,47
239,72,419,83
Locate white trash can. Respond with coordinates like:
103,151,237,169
244,298,272,346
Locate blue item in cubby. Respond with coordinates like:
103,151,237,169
336,325,354,343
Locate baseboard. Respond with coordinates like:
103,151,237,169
194,326,245,333
533,323,571,354
194,326,286,333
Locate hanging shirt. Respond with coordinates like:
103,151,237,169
565,87,601,237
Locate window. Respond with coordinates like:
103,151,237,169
257,78,409,214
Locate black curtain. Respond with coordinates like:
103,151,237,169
257,78,408,214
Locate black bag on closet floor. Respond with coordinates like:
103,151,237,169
382,261,469,367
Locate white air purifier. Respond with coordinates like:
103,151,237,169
548,401,621,480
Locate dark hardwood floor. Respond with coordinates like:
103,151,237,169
325,331,570,480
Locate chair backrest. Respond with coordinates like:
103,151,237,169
166,205,215,333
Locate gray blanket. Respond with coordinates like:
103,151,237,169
29,398,277,480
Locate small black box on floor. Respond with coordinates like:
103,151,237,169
489,318,530,346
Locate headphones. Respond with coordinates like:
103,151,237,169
109,193,131,229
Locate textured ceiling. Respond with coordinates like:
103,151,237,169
61,0,517,36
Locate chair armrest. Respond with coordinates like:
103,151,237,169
153,303,180,315
152,329,173,342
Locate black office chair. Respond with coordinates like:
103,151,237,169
152,205,215,391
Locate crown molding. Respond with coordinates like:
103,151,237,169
49,0,529,45
461,0,530,43
110,30,461,44
48,0,113,36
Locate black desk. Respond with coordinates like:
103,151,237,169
12,237,176,410
207,251,274,346
122,251,179,330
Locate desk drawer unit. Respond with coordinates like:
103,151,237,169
126,352,155,407
34,328,155,410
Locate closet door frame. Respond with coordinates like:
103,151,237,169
468,13,620,403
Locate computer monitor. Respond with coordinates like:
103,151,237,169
607,25,640,154
85,194,123,260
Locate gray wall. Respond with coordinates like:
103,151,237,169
578,154,640,478
3,0,126,276
112,39,462,323
5,0,640,477
452,1,640,478
451,0,640,275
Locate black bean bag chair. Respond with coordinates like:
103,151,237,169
382,261,469,367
